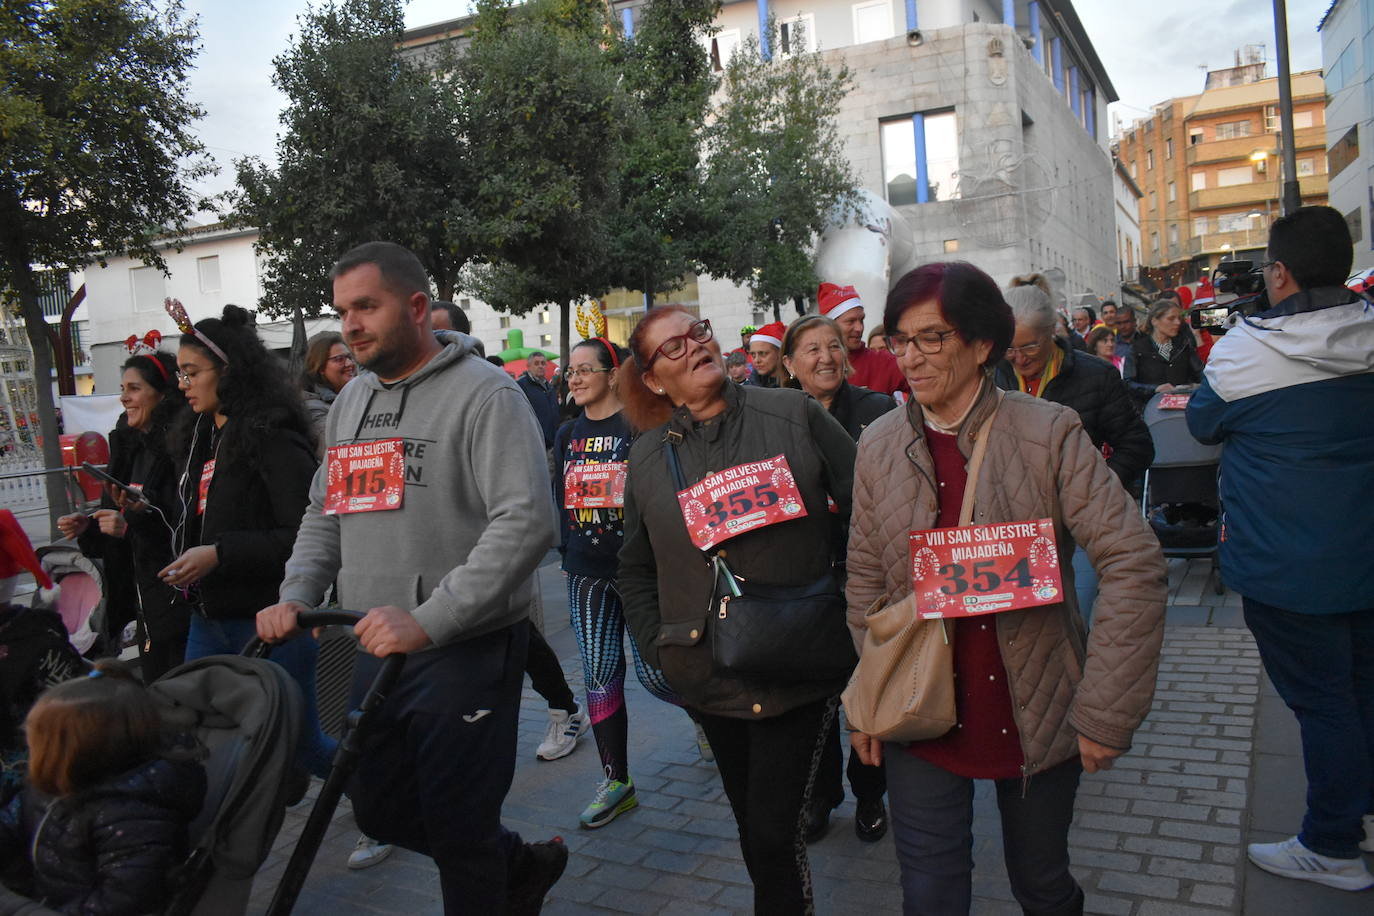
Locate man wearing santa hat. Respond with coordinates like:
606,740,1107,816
747,321,789,388
818,283,907,397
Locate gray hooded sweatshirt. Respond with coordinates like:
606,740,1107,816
279,331,557,646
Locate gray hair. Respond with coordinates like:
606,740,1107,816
1004,283,1057,336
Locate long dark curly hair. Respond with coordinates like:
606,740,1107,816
168,304,313,470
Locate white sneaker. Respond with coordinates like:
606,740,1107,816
536,709,588,761
1361,815,1374,854
693,721,714,763
1247,836,1374,891
347,834,393,870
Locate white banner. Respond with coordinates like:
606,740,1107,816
59,394,124,437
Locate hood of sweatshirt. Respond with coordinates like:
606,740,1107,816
1204,288,1374,402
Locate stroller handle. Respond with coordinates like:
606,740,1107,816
244,609,381,659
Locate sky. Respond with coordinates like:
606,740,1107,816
181,0,1333,203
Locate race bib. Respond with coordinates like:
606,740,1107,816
676,454,808,552
909,518,1063,618
564,461,627,508
197,460,215,516
324,438,406,515
1158,393,1192,410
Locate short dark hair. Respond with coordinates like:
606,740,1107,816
330,241,432,300
487,355,505,367
884,262,1014,368
1268,205,1354,289
430,300,470,333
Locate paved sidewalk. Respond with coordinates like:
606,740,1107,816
246,557,1373,914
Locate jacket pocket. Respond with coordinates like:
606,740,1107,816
657,619,708,648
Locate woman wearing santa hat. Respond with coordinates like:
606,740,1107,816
745,321,789,388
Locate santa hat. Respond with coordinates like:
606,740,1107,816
749,321,785,349
1191,277,1215,308
818,282,863,321
0,509,52,593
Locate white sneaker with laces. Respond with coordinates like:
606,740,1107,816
1247,835,1374,891
1361,815,1374,853
536,708,588,761
347,834,393,870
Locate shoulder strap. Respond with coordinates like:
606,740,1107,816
957,393,1001,526
664,434,688,491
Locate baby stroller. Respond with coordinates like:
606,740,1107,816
31,545,106,658
1141,390,1225,595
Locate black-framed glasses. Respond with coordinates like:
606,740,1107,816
326,353,355,365
886,329,959,356
1260,259,1280,271
645,319,713,369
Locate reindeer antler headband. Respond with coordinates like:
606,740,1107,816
163,298,230,365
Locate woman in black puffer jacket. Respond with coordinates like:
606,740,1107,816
0,660,205,916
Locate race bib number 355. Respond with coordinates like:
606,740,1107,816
324,438,406,515
676,454,808,552
909,518,1063,618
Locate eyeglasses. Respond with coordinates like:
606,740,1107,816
326,353,355,365
886,329,959,356
1260,259,1279,271
175,367,213,385
1005,340,1045,359
567,367,611,380
644,319,712,369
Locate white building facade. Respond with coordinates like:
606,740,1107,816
1320,0,1374,267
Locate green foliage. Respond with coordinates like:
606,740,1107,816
607,0,720,302
233,0,464,316
699,25,857,314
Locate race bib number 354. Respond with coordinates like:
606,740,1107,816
909,518,1063,618
676,454,808,552
324,438,406,515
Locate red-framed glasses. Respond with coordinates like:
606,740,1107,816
644,319,713,370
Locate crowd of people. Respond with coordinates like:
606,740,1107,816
0,205,1370,915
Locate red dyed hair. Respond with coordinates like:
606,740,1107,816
621,304,697,432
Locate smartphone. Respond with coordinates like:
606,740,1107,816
79,462,146,502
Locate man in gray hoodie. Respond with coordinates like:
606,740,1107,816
257,242,565,913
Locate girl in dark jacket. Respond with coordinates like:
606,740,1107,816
57,350,191,681
1123,299,1204,407
159,302,333,777
0,659,205,916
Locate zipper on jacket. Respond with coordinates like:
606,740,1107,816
30,799,56,863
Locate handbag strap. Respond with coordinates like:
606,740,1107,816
664,434,741,596
956,392,1001,526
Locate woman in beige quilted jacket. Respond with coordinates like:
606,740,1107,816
846,262,1168,916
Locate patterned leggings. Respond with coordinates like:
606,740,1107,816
568,572,680,782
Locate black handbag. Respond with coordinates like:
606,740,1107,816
665,435,856,682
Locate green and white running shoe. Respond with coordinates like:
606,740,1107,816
579,773,637,829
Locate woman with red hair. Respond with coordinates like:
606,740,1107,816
618,306,857,913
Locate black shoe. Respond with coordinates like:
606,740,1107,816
854,797,888,843
804,793,842,844
506,837,568,915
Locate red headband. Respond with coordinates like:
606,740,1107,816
596,337,620,369
141,355,171,385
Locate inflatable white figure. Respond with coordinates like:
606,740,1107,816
814,189,920,315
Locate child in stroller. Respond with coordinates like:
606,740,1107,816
0,659,205,915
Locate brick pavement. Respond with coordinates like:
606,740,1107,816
244,558,1370,915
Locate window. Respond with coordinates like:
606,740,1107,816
1189,127,1204,145
1167,182,1176,203
1146,150,1154,170
539,309,551,325
1330,125,1360,178
852,0,892,43
539,334,553,348
460,298,470,309
943,239,959,253
1297,157,1316,177
1149,190,1157,210
1265,105,1279,133
129,266,166,313
1165,138,1173,159
499,316,511,329
1193,216,1208,236
1329,41,1356,94
708,29,741,70
1130,161,1137,178
778,14,816,55
1168,224,1179,248
1151,231,1160,255
880,111,959,204
1217,166,1252,187
1217,212,1251,232
1346,207,1363,244
1191,171,1206,191
1215,120,1252,140
1293,110,1314,129
196,256,220,294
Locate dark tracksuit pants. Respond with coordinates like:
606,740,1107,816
348,621,529,913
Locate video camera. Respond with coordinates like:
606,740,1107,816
1190,260,1270,333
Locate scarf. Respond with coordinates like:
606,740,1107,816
1013,345,1063,398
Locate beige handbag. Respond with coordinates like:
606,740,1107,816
841,398,999,742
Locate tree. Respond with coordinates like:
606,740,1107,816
234,0,465,316
606,0,719,305
455,0,628,369
0,0,211,533
698,26,857,318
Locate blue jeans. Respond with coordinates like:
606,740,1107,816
1243,598,1374,858
1071,545,1098,626
185,615,338,779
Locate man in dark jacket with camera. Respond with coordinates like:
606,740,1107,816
1188,206,1374,892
